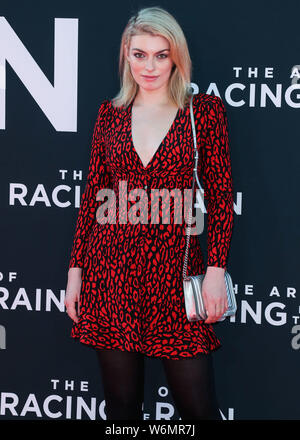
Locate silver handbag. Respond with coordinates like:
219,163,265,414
182,94,237,322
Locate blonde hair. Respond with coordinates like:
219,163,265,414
112,6,193,110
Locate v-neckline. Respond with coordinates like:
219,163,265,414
128,100,181,171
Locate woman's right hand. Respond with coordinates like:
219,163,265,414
64,268,82,324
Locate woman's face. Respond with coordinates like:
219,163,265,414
125,34,175,92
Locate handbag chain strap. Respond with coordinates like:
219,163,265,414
182,94,203,280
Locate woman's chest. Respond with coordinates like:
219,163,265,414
131,106,179,168
104,109,200,179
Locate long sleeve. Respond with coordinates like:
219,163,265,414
199,96,234,270
68,100,112,269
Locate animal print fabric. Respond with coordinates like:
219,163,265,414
68,92,234,359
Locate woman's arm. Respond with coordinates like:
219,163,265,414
68,99,112,270
197,96,234,323
200,96,234,271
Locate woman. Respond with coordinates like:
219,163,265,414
65,6,234,421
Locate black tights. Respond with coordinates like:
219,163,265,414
96,348,222,420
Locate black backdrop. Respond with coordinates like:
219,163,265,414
1,0,300,420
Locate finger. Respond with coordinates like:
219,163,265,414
202,294,213,322
220,299,227,316
223,298,228,314
67,302,79,323
216,300,227,321
205,304,217,324
222,299,227,316
217,300,223,314
219,302,227,321
77,297,81,317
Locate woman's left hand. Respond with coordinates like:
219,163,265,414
202,267,228,324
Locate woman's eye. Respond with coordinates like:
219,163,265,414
133,53,168,59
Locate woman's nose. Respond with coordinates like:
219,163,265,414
145,57,155,71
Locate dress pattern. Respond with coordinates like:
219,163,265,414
68,92,234,359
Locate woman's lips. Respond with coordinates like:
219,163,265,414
142,75,159,81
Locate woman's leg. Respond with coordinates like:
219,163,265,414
161,352,222,420
96,348,145,420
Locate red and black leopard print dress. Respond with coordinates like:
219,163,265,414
68,92,234,359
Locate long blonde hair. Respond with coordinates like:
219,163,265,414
112,6,193,110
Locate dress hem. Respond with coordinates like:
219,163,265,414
70,333,222,360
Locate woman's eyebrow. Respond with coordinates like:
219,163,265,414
131,48,170,53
